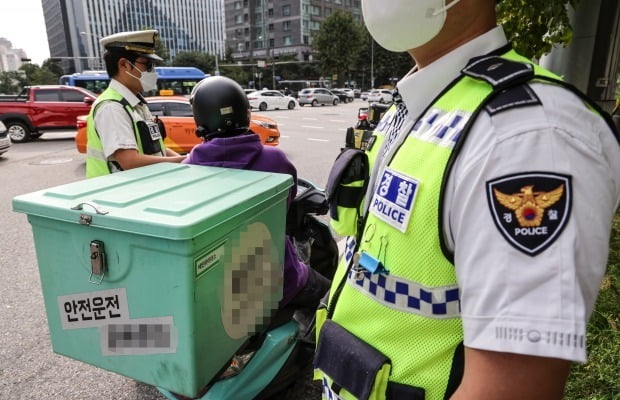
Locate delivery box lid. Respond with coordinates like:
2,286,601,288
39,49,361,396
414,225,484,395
12,163,293,240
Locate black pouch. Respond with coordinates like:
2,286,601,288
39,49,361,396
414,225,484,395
314,320,390,400
324,148,369,221
137,120,163,155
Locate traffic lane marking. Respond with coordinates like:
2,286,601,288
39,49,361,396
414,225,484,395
301,125,324,129
278,135,330,142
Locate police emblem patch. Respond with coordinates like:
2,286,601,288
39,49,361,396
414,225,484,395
486,172,572,256
369,168,419,233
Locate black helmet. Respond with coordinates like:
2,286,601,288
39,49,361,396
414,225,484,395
190,76,251,138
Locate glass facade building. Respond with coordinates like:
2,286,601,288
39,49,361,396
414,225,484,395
42,0,225,73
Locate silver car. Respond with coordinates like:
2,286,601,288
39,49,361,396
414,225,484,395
298,88,339,107
0,121,10,156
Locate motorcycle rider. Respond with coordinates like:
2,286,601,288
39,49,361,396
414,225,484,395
183,75,331,311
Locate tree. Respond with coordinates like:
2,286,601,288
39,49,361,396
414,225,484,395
154,36,170,64
356,27,412,89
42,59,64,78
0,71,26,94
172,51,216,75
497,0,581,60
313,11,364,86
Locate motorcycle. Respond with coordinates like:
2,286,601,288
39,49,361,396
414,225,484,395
344,102,391,150
157,178,338,400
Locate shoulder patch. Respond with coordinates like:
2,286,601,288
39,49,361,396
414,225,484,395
486,172,572,256
462,55,534,91
485,83,541,115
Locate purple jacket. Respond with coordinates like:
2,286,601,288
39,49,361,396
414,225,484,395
183,133,308,306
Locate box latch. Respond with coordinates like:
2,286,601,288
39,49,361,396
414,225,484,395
89,240,106,285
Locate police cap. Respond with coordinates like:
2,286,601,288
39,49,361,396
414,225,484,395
99,29,164,62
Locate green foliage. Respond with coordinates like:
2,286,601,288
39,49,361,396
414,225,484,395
0,71,26,94
42,59,64,77
154,38,170,65
0,59,63,94
172,51,216,75
564,212,620,399
313,11,365,86
356,27,412,89
497,0,581,60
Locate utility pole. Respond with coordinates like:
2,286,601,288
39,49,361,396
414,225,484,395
370,39,375,89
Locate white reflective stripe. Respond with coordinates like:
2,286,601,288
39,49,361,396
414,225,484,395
347,269,461,319
322,377,345,400
87,146,106,161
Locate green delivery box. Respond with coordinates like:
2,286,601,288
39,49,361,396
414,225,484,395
12,163,293,397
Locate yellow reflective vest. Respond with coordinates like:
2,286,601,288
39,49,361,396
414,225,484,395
315,50,563,400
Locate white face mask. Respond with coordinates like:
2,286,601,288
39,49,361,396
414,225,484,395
362,0,461,52
126,62,158,92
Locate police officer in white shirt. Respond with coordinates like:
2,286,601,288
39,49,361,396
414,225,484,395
85,30,185,178
314,1,620,399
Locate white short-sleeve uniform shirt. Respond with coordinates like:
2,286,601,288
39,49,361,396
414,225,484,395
391,26,620,362
94,79,160,169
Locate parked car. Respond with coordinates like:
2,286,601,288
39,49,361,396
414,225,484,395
247,90,297,111
298,88,339,107
0,120,10,156
338,88,355,101
75,96,280,154
360,91,370,101
0,85,96,143
367,89,394,104
331,89,352,104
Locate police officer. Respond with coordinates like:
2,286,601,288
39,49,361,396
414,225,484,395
86,30,185,178
315,1,620,399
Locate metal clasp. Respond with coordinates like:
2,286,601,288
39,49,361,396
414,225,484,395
71,203,108,225
88,240,106,285
71,202,109,215
352,252,365,280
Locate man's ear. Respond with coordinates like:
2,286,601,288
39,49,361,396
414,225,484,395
118,58,131,72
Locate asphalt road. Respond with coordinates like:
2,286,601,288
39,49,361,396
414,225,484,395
0,99,365,399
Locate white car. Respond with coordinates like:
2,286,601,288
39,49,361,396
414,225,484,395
337,88,355,101
247,90,297,111
0,121,10,156
367,89,394,104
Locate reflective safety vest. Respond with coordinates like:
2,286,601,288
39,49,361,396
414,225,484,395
85,87,163,178
314,49,583,400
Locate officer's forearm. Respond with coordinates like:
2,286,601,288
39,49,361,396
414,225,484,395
165,147,181,157
450,347,570,400
113,149,185,170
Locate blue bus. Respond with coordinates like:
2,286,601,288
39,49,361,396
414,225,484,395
59,67,208,97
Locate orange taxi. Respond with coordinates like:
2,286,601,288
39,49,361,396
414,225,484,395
75,96,280,154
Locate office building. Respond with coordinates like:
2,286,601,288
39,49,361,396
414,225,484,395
0,39,28,72
224,0,361,63
41,0,226,74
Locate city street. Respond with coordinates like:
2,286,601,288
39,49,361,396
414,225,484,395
0,99,366,399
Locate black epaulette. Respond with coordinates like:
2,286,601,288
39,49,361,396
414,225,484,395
461,55,542,115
